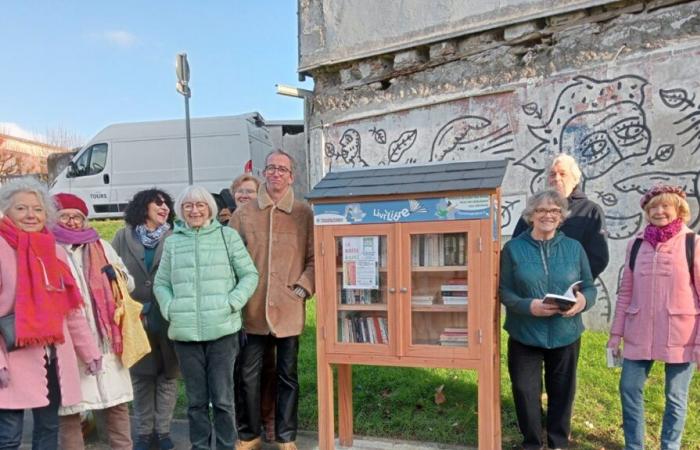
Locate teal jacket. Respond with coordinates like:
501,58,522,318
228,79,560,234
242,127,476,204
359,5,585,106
154,220,259,342
499,230,597,349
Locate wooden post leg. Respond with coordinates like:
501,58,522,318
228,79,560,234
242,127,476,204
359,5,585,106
477,357,501,450
337,364,353,447
317,359,335,450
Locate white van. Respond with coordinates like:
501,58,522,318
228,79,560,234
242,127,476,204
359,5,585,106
50,113,272,218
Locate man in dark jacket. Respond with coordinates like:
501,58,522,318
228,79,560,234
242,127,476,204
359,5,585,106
512,154,609,279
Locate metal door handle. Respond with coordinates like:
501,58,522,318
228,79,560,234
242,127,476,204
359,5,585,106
400,287,408,293
388,288,396,293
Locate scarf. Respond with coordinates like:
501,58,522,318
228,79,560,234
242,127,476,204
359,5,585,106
0,217,83,347
643,218,684,247
135,223,170,249
51,224,122,355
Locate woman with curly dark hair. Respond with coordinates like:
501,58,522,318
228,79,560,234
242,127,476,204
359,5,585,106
111,189,179,450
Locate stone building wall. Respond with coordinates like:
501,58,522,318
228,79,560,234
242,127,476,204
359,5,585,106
301,0,700,330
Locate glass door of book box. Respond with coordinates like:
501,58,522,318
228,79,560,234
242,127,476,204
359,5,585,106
329,226,395,355
402,222,476,359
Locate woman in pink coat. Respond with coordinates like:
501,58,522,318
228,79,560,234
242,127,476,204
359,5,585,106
607,183,700,450
0,178,101,450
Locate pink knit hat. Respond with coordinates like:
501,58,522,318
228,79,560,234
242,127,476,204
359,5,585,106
639,183,686,208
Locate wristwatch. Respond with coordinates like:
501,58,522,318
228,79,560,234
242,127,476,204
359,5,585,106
293,285,307,299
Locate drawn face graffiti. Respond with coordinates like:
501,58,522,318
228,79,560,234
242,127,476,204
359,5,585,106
560,102,650,179
340,129,362,165
517,75,650,189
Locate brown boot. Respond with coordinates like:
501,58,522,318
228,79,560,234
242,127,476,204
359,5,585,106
236,437,263,450
277,442,297,450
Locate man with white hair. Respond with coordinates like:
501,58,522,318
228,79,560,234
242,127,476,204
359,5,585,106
512,154,609,279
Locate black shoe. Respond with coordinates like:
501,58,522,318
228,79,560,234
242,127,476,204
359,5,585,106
134,434,153,450
158,433,175,450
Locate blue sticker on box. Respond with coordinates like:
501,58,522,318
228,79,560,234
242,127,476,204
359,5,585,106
313,196,490,225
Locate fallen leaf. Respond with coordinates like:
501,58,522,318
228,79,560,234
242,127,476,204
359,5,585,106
435,384,446,405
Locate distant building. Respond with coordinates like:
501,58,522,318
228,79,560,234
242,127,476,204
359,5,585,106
0,133,69,181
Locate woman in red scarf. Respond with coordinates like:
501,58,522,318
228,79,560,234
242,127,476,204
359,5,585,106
0,178,101,450
608,184,700,449
51,193,136,450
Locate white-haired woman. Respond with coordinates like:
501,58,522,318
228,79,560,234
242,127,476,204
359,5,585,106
0,178,101,450
500,189,597,450
154,185,258,450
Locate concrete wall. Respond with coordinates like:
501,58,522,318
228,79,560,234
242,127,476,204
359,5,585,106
302,1,700,330
299,0,618,72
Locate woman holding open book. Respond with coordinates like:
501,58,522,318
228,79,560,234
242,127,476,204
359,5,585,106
607,184,700,450
500,189,597,450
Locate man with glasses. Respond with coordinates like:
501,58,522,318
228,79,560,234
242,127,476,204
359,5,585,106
230,150,314,450
512,154,609,279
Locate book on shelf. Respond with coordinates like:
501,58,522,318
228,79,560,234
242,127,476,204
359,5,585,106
411,294,434,305
340,315,388,344
440,290,467,297
411,233,467,267
542,281,582,311
439,326,468,346
340,288,380,305
442,296,468,305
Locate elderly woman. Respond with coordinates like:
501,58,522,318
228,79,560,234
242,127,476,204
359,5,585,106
0,178,101,450
154,185,258,450
500,189,596,450
607,184,699,450
50,193,135,450
111,189,179,450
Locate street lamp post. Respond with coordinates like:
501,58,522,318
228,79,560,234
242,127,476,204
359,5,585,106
176,53,193,185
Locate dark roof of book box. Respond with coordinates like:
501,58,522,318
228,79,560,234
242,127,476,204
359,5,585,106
305,160,508,200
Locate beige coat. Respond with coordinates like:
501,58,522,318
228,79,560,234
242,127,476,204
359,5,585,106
229,184,314,337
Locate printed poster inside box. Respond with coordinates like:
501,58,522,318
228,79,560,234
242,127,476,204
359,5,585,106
313,195,490,226
342,236,379,289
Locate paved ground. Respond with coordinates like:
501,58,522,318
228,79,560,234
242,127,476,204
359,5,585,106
19,414,471,449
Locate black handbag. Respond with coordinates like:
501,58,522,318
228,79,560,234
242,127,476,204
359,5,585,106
0,314,18,352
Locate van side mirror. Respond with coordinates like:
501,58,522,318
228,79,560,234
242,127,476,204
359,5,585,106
67,161,78,178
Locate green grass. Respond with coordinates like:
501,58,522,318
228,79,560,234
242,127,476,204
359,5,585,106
93,220,700,449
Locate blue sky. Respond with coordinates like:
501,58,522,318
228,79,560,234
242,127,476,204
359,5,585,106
0,1,311,144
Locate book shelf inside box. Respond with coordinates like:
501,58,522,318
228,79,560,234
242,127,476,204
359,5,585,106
335,235,388,344
409,231,468,347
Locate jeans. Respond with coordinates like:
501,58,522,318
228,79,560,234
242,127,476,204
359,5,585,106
238,334,299,443
174,333,239,450
507,337,580,450
131,373,179,436
620,359,694,450
0,357,61,450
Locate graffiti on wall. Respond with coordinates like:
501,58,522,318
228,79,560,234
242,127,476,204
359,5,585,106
321,71,700,328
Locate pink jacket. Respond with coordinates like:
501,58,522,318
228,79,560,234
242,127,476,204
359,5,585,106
0,236,100,409
610,226,700,363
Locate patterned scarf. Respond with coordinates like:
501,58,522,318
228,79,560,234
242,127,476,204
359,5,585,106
135,223,170,249
51,223,122,355
643,218,683,247
0,217,82,347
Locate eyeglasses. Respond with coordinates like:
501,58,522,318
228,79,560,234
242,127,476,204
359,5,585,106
58,214,85,224
534,207,562,216
235,188,256,195
152,197,168,207
264,165,291,175
182,202,209,211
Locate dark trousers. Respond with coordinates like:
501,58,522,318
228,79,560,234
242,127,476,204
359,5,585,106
0,357,61,450
174,333,239,450
508,337,581,450
237,334,299,443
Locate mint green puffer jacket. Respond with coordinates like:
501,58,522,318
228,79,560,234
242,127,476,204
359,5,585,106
154,220,259,342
